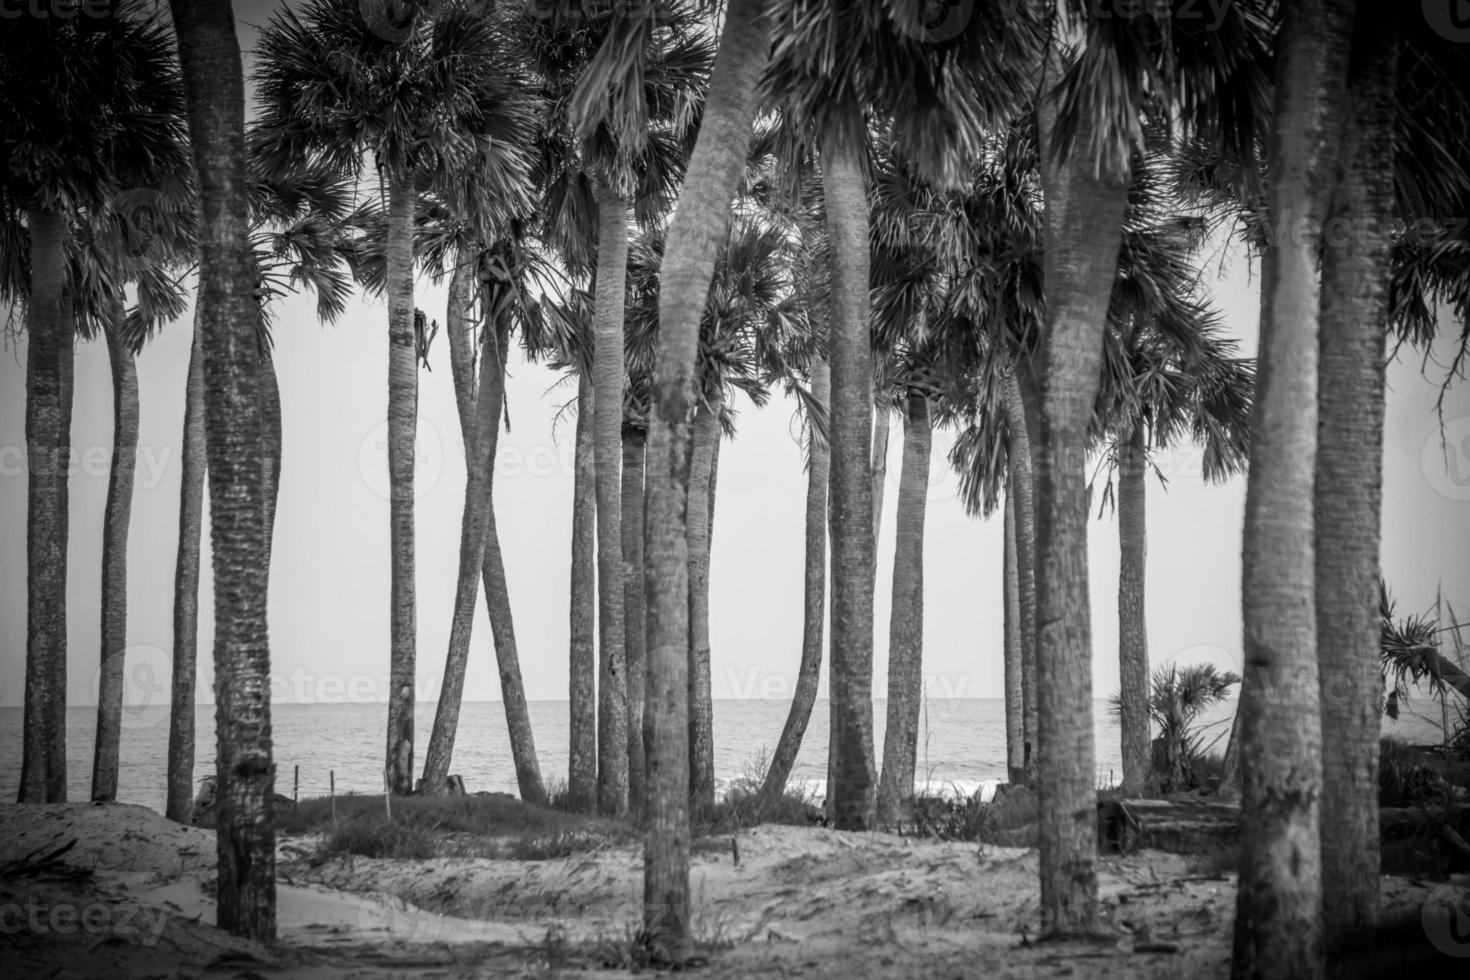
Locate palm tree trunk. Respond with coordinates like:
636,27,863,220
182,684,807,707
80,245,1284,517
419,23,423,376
761,357,829,803
871,405,889,539
592,184,630,817
569,372,598,813
1004,370,1039,783
384,170,419,797
1003,486,1025,786
686,388,721,815
171,0,277,940
623,423,648,813
91,295,139,802
19,205,74,805
823,133,877,832
1232,2,1353,974
1032,87,1130,934
641,0,768,957
877,392,930,825
1117,425,1150,796
167,309,206,823
1316,9,1397,949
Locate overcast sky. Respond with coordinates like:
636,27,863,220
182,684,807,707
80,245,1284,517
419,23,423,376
2,4,1468,712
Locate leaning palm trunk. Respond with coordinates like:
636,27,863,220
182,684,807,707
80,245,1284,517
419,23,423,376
1032,92,1130,933
686,388,722,815
171,0,278,939
623,423,649,812
92,296,140,802
761,357,830,803
1004,371,1039,783
1003,487,1025,786
384,171,419,797
1232,2,1352,975
640,0,768,958
1117,425,1150,796
569,373,598,812
1316,9,1397,949
593,185,630,817
876,392,930,825
19,205,74,805
166,310,206,823
871,405,889,540
822,133,877,832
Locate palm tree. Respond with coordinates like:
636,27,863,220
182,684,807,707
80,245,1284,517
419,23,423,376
253,0,533,795
1231,1,1354,974
2,2,190,805
1109,663,1240,793
169,0,279,940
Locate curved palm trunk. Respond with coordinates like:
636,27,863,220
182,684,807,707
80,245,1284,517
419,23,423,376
686,388,721,815
569,372,598,812
641,0,768,958
384,171,419,797
1003,487,1025,786
623,424,648,813
761,358,830,802
1005,371,1039,785
1033,91,1130,934
877,392,930,824
822,134,877,832
593,185,630,817
19,206,74,805
1231,3,1352,975
1316,10,1397,949
171,0,278,940
1117,426,1150,796
167,310,206,823
92,297,140,802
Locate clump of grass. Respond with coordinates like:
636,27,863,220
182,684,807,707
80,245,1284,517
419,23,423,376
903,785,1040,845
692,752,822,836
510,829,609,861
321,816,436,860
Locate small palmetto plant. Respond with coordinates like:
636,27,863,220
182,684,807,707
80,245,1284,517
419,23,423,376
1111,663,1240,794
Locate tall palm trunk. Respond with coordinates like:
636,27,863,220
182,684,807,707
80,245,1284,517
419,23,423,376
384,171,419,797
167,309,206,823
1316,8,1397,950
592,185,630,817
641,0,768,958
623,423,648,812
171,0,278,939
877,392,930,824
1005,371,1039,784
871,406,889,539
424,277,545,804
822,133,877,832
1117,425,1150,796
761,357,830,802
1032,87,1130,933
1231,2,1352,975
92,296,139,802
19,205,74,805
686,388,721,814
569,372,598,812
1003,486,1025,786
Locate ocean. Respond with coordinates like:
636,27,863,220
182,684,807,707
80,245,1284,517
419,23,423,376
0,698,1446,812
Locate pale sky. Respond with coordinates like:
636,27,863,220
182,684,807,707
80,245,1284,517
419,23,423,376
2,4,1468,714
